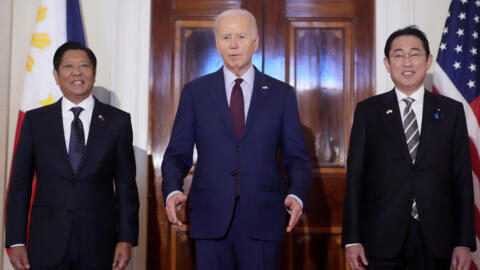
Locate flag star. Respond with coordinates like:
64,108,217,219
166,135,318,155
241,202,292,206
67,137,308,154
443,27,449,35
471,47,478,55
473,31,479,39
461,0,468,4
459,12,467,20
469,63,477,71
468,80,475,88
475,15,480,23
457,28,465,37
455,44,463,53
453,61,462,69
440,43,447,50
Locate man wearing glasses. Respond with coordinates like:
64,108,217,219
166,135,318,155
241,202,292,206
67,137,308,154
342,26,476,270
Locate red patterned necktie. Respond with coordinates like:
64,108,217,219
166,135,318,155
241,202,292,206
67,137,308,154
230,78,245,139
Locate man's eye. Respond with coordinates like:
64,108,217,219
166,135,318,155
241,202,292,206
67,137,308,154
223,36,230,40
239,35,245,39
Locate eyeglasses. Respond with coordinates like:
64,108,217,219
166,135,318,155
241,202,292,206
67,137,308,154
390,50,425,62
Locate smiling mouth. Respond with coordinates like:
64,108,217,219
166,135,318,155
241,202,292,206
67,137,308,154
402,71,414,76
71,80,84,85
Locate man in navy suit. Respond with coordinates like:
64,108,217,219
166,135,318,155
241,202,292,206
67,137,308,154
6,42,139,270
162,8,311,270
342,26,476,270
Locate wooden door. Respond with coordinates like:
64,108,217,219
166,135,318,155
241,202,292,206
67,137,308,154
148,0,374,269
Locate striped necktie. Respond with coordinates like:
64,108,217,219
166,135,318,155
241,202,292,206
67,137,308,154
402,97,420,220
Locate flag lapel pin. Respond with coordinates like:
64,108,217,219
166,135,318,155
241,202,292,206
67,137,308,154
386,109,393,115
98,114,104,122
262,85,268,90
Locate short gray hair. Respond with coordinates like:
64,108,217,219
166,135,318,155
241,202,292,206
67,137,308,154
214,9,258,38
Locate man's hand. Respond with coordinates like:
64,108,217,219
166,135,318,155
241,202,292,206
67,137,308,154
112,242,132,270
285,196,302,232
165,192,187,226
450,246,471,270
345,244,368,270
9,246,30,270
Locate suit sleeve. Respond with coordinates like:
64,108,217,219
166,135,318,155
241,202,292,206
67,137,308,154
114,114,140,246
161,84,195,202
342,102,367,247
281,86,312,204
5,113,35,248
452,102,476,251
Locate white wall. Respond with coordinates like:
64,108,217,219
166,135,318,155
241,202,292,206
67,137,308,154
2,0,452,269
3,1,149,269
0,0,12,268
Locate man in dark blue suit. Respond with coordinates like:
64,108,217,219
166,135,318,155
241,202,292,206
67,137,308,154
6,42,139,270
162,8,311,270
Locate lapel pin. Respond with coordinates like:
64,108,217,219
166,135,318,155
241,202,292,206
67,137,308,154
262,85,268,90
436,108,441,111
386,109,393,115
99,115,104,121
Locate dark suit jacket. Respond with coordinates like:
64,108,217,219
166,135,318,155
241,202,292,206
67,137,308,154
342,89,476,259
5,98,139,268
162,67,311,241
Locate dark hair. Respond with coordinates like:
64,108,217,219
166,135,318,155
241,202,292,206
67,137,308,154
53,41,97,71
384,25,430,59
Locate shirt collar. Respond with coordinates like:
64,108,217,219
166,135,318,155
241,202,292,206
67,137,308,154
395,86,425,104
62,94,95,115
223,64,255,87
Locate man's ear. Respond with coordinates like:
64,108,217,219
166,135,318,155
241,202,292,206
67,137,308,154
383,57,391,73
53,69,60,85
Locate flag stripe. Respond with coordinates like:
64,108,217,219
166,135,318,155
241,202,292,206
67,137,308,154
66,0,85,43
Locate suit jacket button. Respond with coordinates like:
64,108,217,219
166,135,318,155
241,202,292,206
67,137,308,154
231,171,238,177
236,146,242,152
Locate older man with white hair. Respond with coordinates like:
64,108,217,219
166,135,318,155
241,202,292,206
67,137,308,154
161,8,311,270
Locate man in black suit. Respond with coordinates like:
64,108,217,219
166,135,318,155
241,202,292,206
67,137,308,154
6,42,139,270
342,26,476,270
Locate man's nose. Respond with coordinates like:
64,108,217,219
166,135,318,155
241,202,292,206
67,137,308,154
229,37,239,48
72,65,81,74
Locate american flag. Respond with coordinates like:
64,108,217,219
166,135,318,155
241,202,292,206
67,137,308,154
433,0,480,268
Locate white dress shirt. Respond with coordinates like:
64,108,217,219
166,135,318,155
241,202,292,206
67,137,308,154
395,86,424,134
62,95,94,151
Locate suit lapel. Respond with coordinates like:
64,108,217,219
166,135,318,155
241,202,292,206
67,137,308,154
243,68,271,140
76,98,106,175
49,99,75,177
381,89,413,163
208,68,236,135
414,90,436,167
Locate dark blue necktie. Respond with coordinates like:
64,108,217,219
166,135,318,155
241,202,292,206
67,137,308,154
69,107,85,174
